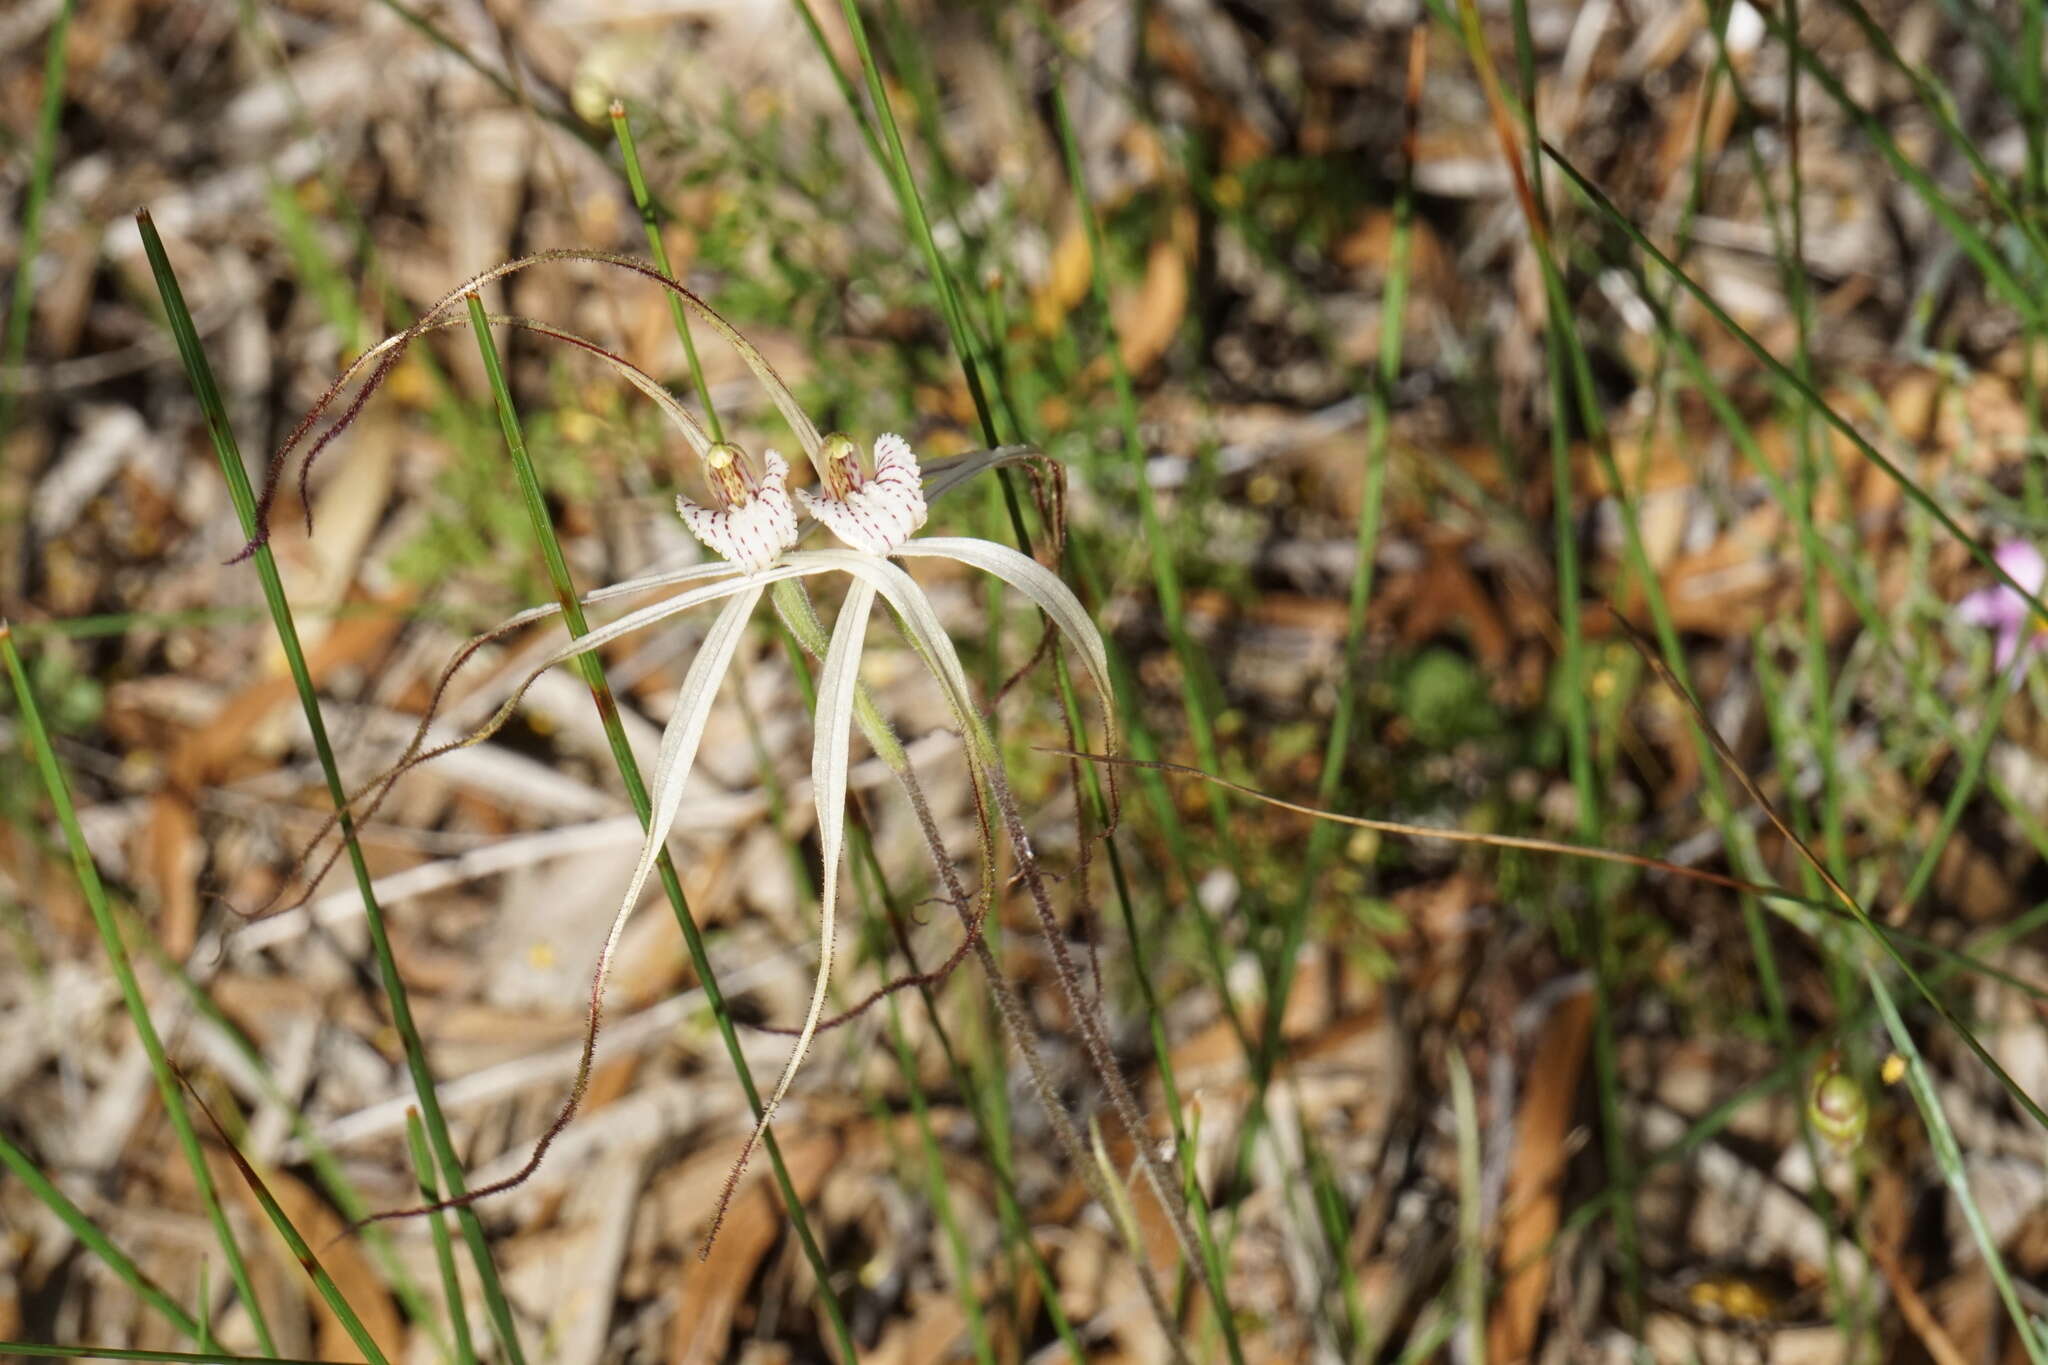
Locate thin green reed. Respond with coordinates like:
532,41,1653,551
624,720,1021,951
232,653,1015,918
1050,68,1245,905
0,622,274,1354
408,1110,478,1365
0,801,441,1347
1015,17,1414,1330
609,102,724,442
459,295,860,1360
1776,0,1850,879
136,212,529,1364
1871,969,2048,1363
1466,0,1637,1314
0,1123,202,1342
179,1084,395,1365
831,0,1000,449
144,929,447,1352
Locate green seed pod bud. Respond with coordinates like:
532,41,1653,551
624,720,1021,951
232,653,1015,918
1807,1055,1869,1153
818,431,863,500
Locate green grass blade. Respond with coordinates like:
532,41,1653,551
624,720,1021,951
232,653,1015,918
1871,969,2048,1363
0,623,275,1354
408,1109,479,1365
460,294,859,1360
139,928,449,1356
608,101,723,441
1043,75,1248,1361
135,210,529,1365
0,1127,202,1341
180,1084,394,1365
832,0,999,445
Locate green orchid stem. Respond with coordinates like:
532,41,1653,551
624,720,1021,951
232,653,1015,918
460,295,860,1360
137,212,528,1365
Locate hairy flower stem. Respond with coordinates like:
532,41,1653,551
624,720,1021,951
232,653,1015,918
890,753,1191,1354
773,579,1191,1346
982,757,1203,1265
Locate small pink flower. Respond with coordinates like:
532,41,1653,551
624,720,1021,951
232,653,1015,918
675,444,799,573
1957,539,2048,673
796,432,927,556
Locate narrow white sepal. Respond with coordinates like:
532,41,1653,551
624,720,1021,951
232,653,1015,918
744,577,875,1151
590,584,763,992
896,536,1118,751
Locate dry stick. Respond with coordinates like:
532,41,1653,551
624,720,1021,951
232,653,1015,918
1037,749,1827,906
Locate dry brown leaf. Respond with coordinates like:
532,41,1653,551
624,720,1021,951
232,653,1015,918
865,1289,969,1365
141,790,201,958
670,1131,839,1363
1099,232,1187,380
1487,985,1592,1365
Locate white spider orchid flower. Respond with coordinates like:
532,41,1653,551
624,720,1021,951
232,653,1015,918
797,431,927,555
674,443,799,573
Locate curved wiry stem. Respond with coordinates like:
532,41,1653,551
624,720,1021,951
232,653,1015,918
240,250,828,558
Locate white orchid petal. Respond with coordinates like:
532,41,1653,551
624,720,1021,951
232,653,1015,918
896,537,1117,752
741,578,875,1156
461,562,745,647
588,584,761,1013
498,560,833,729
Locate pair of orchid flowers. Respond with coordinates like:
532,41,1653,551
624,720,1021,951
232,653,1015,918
253,251,1160,1258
